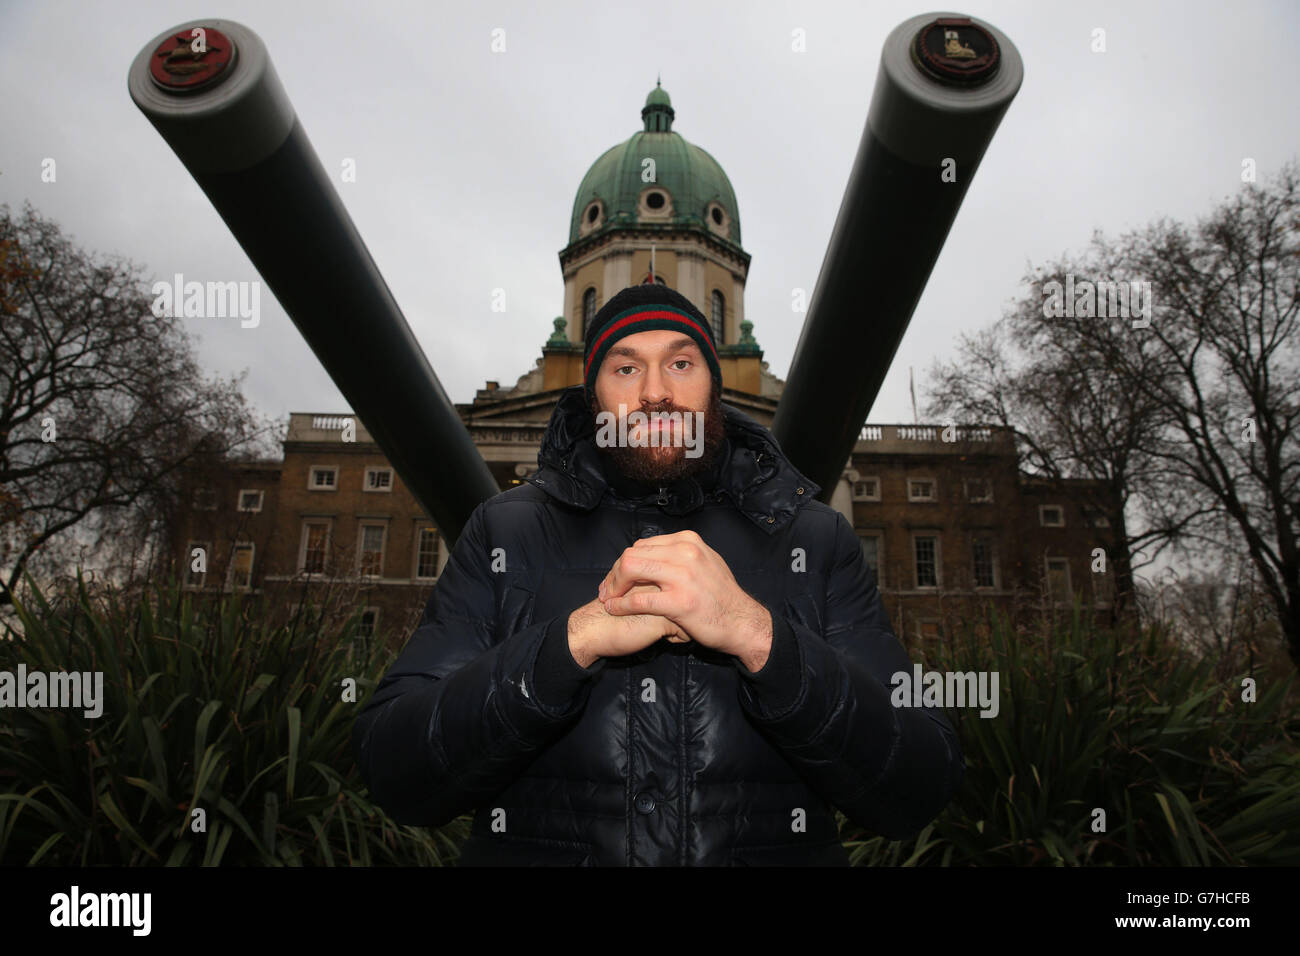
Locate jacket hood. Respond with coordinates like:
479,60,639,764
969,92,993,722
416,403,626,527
525,385,821,534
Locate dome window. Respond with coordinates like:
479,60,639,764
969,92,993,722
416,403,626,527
705,201,730,239
637,187,673,222
580,200,604,237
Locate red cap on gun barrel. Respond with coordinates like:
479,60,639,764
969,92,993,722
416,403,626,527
148,26,236,93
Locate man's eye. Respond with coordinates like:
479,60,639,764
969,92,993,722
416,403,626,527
672,360,691,370
616,366,635,375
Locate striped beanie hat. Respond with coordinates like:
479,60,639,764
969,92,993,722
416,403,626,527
583,283,722,401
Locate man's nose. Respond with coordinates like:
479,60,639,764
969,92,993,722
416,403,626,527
639,365,671,405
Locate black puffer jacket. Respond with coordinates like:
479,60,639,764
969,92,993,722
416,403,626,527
352,384,964,865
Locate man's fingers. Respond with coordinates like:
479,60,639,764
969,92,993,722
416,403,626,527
603,553,687,598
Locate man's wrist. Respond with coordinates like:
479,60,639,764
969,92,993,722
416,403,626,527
734,603,774,673
566,613,601,669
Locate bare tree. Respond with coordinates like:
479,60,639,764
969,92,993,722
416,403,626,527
924,162,1300,667
0,202,278,606
1134,542,1284,680
923,254,1170,621
1110,163,1300,668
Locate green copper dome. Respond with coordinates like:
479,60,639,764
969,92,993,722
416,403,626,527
567,80,742,248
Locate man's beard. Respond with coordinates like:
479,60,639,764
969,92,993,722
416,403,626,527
590,382,727,484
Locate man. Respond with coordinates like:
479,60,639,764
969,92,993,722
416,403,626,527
351,283,964,866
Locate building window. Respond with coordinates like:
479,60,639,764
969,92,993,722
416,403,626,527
639,188,673,221
582,287,597,338
191,487,217,510
711,290,725,345
1083,508,1110,528
364,467,393,492
858,532,884,588
237,489,264,512
184,541,209,589
908,478,936,502
913,534,940,588
416,527,441,579
309,466,338,490
1039,505,1065,527
852,477,880,501
1045,556,1072,602
965,478,993,503
354,607,380,658
581,201,603,235
358,523,386,578
972,535,997,588
356,608,377,639
300,520,331,574
228,543,254,591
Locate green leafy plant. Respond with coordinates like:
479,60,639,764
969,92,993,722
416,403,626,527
0,571,467,865
841,601,1300,865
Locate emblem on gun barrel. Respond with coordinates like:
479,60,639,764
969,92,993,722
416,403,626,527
148,27,236,93
911,17,999,86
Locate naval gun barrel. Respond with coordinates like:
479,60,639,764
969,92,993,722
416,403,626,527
771,12,1023,502
128,19,498,543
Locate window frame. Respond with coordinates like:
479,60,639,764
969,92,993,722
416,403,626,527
358,606,380,638
1045,555,1072,603
581,287,598,338
299,519,332,575
363,466,393,493
308,465,339,491
227,541,255,592
237,488,264,512
857,530,885,589
912,531,941,589
356,521,388,579
414,525,441,580
1039,504,1065,527
852,476,881,502
971,534,999,589
907,477,937,502
710,289,725,345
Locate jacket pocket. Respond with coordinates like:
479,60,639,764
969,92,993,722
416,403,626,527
498,583,537,638
782,591,824,635
457,834,595,867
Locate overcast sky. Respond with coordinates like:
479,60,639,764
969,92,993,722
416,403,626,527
2,0,1296,439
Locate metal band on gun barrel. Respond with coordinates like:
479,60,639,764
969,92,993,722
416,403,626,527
128,20,498,543
771,12,1022,503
